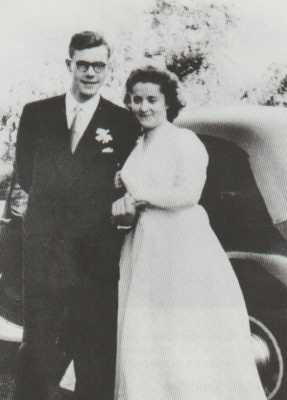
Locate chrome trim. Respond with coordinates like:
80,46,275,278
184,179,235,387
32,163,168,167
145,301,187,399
228,251,287,288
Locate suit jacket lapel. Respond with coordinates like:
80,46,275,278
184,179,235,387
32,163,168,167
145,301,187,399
74,96,108,154
51,95,75,182
52,94,116,165
52,94,68,132
53,96,112,188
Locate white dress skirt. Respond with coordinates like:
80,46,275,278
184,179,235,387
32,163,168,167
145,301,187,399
115,122,266,400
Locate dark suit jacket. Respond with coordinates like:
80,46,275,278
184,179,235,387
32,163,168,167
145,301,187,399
16,94,139,291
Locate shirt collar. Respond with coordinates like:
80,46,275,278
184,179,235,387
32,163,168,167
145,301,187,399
65,90,101,119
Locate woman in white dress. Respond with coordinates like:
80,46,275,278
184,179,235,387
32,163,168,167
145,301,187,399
112,66,266,400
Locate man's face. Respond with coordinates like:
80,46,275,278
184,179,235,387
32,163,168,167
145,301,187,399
67,45,109,102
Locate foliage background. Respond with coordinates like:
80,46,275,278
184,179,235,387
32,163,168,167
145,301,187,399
1,0,287,177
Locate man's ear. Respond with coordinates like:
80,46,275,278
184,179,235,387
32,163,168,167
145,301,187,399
65,59,72,72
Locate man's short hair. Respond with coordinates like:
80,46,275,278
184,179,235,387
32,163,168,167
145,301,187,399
69,31,111,58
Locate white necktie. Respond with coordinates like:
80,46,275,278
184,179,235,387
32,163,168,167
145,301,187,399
70,107,83,153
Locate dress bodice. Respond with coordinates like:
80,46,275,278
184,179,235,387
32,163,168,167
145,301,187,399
121,122,209,209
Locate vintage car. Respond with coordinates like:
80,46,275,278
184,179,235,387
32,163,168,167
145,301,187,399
176,105,287,399
0,105,287,399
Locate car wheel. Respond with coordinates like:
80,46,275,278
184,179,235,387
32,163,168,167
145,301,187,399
229,252,287,400
250,315,284,399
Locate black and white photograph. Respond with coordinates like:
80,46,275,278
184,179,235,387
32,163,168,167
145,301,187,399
0,0,287,399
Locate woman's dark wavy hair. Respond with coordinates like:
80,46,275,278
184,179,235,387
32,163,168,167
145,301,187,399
124,66,185,122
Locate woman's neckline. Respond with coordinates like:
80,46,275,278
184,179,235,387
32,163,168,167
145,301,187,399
141,121,172,145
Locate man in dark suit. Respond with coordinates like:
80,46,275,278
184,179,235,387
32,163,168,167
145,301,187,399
14,31,138,400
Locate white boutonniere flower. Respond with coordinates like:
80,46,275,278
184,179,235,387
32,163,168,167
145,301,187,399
95,128,113,144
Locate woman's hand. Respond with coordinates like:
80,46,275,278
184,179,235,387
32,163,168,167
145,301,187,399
111,193,137,228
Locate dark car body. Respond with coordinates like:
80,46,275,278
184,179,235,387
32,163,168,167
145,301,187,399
177,105,287,399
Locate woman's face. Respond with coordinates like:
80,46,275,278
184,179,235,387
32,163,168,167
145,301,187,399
129,82,168,131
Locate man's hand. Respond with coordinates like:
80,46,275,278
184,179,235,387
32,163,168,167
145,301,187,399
111,193,137,228
0,162,13,184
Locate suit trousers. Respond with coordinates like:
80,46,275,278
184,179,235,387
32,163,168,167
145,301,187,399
14,280,118,400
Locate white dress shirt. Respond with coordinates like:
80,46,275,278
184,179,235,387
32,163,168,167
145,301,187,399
65,90,101,147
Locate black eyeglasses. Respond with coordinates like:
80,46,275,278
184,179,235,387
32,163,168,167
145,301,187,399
75,60,107,73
